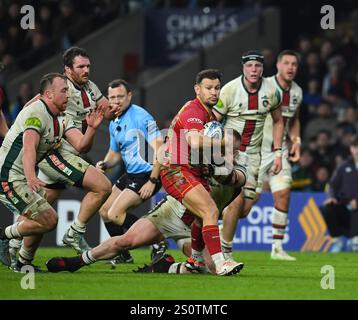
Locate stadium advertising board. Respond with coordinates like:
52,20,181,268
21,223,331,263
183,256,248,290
152,191,333,252
144,8,255,66
0,191,332,251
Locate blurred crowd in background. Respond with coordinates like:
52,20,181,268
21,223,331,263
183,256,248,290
1,0,358,193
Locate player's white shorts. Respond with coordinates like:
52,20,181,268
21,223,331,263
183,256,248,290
145,195,191,242
256,149,292,194
37,148,89,187
0,180,52,219
236,151,261,200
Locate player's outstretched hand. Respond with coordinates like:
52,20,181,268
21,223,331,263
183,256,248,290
86,106,104,129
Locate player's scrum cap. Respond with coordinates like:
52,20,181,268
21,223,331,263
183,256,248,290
241,51,264,65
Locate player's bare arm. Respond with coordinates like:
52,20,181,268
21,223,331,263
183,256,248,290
288,109,301,162
23,129,46,192
0,110,9,137
186,130,224,150
138,136,163,200
270,106,284,175
96,96,110,117
65,106,104,153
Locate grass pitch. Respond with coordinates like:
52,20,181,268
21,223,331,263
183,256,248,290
1,248,357,300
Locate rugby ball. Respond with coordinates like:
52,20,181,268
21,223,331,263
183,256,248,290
203,121,224,139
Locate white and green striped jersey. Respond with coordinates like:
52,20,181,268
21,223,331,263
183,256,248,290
0,99,75,182
261,76,302,153
60,78,103,154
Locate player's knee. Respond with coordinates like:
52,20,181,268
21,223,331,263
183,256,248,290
239,202,252,219
108,208,125,224
112,237,125,252
42,212,58,232
89,173,111,197
202,204,219,221
274,189,290,211
119,233,135,249
97,177,112,198
99,203,110,220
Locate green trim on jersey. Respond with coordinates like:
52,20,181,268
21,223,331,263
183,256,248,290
95,94,104,102
44,149,84,184
0,133,23,181
275,88,282,107
23,127,41,135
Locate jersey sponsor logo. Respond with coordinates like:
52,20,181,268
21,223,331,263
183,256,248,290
260,95,270,109
25,117,42,129
262,100,269,108
76,110,90,117
89,90,97,102
292,95,299,105
187,117,204,124
215,99,224,109
48,154,73,176
298,198,332,252
1,182,19,205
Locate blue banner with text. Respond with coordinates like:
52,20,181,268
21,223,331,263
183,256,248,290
152,192,332,252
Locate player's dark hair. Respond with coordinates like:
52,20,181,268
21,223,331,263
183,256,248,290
108,79,132,93
277,49,300,63
63,46,90,68
39,73,67,95
196,69,222,84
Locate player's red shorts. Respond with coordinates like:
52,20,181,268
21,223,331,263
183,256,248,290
160,165,210,202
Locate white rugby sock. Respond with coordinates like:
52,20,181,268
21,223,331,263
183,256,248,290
69,218,86,236
272,208,288,249
221,238,233,253
81,250,96,265
211,252,225,265
18,246,36,264
10,238,23,249
5,223,21,239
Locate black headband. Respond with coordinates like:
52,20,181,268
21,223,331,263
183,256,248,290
242,53,264,64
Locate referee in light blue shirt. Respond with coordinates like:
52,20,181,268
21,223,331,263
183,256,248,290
96,79,165,264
